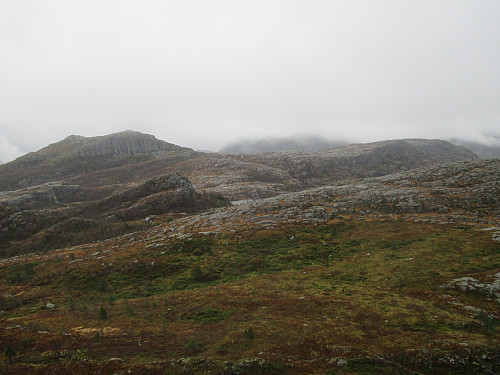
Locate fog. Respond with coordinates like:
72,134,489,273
1,1,499,162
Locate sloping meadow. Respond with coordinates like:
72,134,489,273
1,218,499,374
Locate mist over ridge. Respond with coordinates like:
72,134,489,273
219,134,350,154
2,2,500,163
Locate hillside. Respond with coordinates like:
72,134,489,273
179,138,478,200
0,134,476,197
0,159,498,374
0,131,197,191
0,133,478,258
0,173,227,257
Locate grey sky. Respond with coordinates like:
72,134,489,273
1,1,499,162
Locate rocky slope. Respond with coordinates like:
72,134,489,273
0,131,197,191
450,138,500,159
0,133,477,199
186,138,478,200
0,132,479,258
0,159,498,375
146,159,500,241
0,173,227,257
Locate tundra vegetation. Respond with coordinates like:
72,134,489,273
0,133,498,374
0,219,498,374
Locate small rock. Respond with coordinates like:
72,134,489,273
221,361,240,375
336,358,348,367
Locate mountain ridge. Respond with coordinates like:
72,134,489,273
0,132,477,196
0,131,197,191
190,138,477,199
25,130,187,160
0,131,479,257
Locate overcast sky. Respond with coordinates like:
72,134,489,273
1,1,499,162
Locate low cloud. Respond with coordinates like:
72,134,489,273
0,136,24,164
1,1,499,156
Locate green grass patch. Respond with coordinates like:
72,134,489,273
6,262,39,285
187,308,234,323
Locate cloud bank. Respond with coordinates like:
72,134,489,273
1,1,499,161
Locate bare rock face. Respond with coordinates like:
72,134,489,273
156,159,499,238
0,131,194,191
96,172,198,219
258,139,477,180
28,130,186,160
70,130,185,157
0,183,83,210
442,273,500,304
0,133,477,199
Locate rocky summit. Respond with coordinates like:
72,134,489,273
0,131,197,191
0,132,498,375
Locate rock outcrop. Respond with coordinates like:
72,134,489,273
94,173,198,219
442,273,500,304
0,131,196,191
153,159,499,239
70,130,184,158
0,173,227,257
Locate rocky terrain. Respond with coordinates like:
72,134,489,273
0,133,477,198
0,173,227,257
0,132,478,258
0,132,499,374
138,159,500,241
0,157,498,374
0,130,198,191
197,138,477,200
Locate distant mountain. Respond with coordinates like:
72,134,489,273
449,138,500,159
220,135,347,154
0,132,478,257
197,138,477,199
22,130,186,161
0,130,195,191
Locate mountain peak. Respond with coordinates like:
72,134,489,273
71,131,186,157
36,131,189,159
0,131,195,191
63,135,85,142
